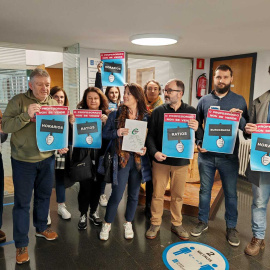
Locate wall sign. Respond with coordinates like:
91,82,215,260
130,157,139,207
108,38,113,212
196,58,205,70
162,242,229,270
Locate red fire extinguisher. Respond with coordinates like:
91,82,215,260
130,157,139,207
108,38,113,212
196,73,207,99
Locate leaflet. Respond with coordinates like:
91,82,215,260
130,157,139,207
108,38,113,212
202,109,241,154
162,113,196,159
122,119,147,153
73,110,102,149
36,106,69,152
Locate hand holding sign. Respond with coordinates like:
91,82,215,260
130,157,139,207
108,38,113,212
117,128,129,137
28,103,41,118
245,123,257,134
230,108,243,117
188,119,199,131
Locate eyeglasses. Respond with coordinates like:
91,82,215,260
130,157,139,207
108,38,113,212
162,89,182,94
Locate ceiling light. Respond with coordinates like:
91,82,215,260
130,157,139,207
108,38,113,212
130,34,179,46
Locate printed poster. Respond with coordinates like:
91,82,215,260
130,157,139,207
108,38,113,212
250,124,270,172
202,109,241,154
36,106,69,152
122,119,147,153
100,52,125,86
162,113,196,159
73,110,102,148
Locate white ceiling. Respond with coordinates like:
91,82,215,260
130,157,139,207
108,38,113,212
1,0,270,58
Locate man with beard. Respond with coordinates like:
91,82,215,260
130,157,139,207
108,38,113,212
145,79,200,240
190,64,248,246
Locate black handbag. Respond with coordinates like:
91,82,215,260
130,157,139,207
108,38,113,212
97,140,113,183
70,150,93,182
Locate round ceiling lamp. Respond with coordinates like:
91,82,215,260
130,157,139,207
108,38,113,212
130,34,179,46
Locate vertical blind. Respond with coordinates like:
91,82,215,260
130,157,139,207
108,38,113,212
0,43,27,185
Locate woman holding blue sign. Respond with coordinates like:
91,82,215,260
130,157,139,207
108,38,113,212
99,83,151,241
72,87,109,230
95,61,121,207
47,86,72,224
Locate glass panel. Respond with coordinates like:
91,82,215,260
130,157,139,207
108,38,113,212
0,43,27,196
127,54,193,105
63,44,80,110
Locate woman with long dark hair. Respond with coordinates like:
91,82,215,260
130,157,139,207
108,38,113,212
99,83,151,241
72,87,109,230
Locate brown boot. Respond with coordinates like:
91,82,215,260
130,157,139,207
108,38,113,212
244,237,265,256
16,247,30,264
0,229,6,243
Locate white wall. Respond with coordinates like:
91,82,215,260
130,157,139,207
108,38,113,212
26,50,63,67
191,58,210,108
254,50,270,99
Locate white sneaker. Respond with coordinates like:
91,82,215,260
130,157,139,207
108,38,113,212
47,210,51,225
100,223,111,241
99,194,108,207
124,222,134,239
58,204,71,219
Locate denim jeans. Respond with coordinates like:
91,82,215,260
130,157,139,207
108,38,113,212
11,155,55,248
0,153,4,229
198,152,239,228
55,169,65,203
252,172,270,239
105,154,141,223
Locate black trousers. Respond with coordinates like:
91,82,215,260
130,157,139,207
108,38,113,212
78,176,102,215
145,179,153,207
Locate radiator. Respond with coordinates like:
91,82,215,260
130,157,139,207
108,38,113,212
238,130,251,176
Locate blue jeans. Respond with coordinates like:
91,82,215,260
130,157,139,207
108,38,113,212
11,155,55,248
55,169,65,203
0,153,4,229
105,155,141,223
198,152,239,228
251,172,270,239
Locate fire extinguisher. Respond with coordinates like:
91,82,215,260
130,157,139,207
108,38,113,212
196,73,207,99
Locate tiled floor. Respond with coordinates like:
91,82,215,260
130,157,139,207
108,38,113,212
0,178,270,269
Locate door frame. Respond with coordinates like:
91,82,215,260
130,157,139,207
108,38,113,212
209,53,257,108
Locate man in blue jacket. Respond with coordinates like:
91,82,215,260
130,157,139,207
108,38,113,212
191,65,248,247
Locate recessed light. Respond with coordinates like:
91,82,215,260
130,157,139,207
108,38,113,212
130,34,179,46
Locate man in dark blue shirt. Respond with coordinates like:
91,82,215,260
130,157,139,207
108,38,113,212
191,65,248,247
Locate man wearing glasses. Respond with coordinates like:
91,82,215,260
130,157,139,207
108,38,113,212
145,79,200,240
190,64,248,247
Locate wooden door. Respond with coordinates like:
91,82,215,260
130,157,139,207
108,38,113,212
211,57,254,108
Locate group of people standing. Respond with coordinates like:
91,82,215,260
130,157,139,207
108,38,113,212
0,63,269,265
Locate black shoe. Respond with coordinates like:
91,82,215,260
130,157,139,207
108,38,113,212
89,212,102,226
190,221,208,237
78,214,87,230
144,205,152,220
226,228,240,247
